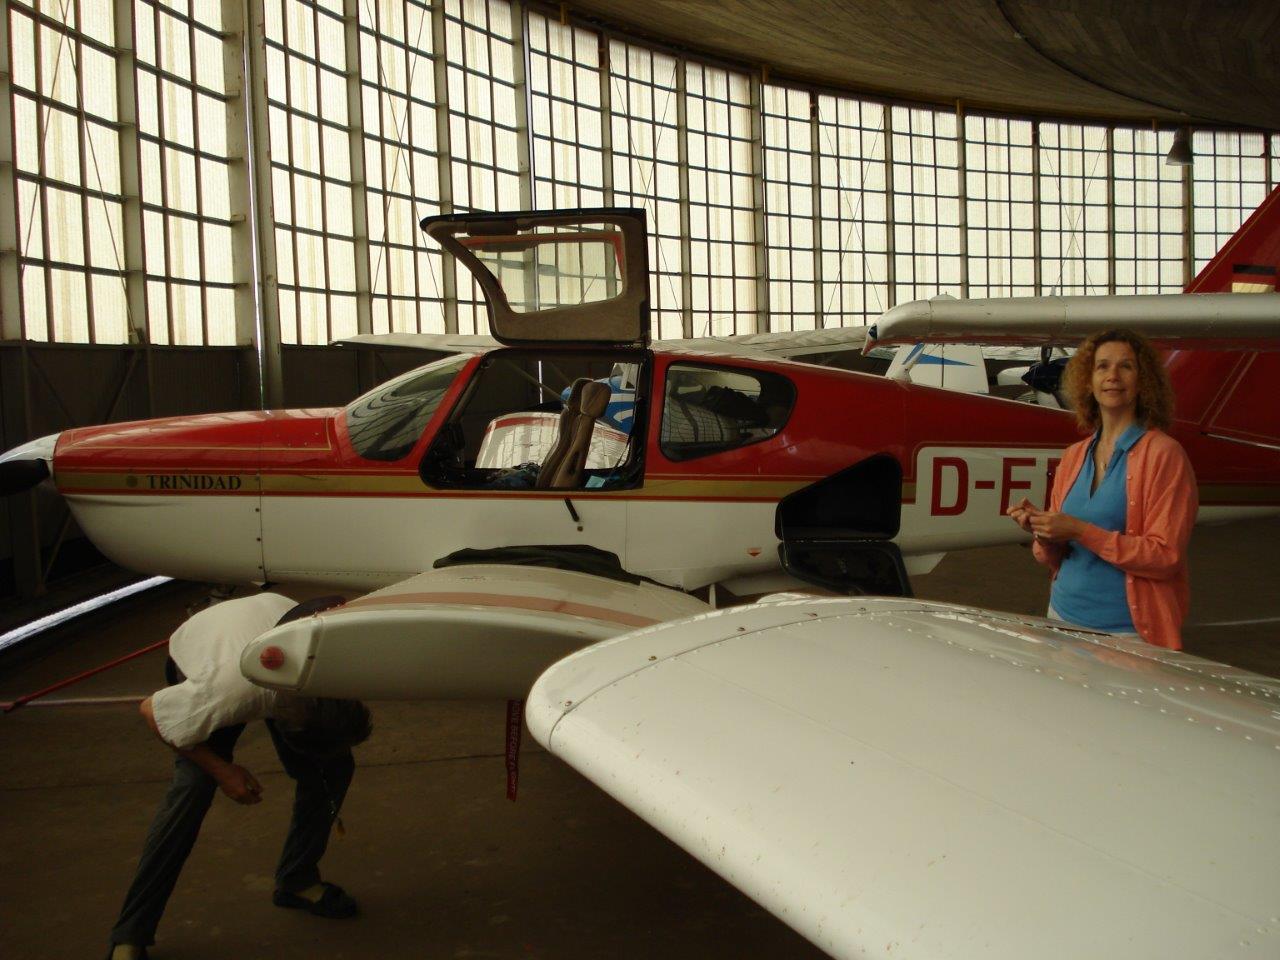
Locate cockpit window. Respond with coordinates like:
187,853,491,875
344,355,468,462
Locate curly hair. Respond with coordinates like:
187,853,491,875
1062,328,1174,432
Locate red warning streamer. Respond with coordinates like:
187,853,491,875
2,638,169,713
505,698,524,801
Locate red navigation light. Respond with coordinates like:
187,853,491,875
259,646,286,670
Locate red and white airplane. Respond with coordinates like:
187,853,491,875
1,197,1278,699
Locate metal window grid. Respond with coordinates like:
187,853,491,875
527,11,602,210
358,0,446,335
443,0,520,335
685,61,756,337
814,93,888,325
134,0,242,346
963,114,1034,298
606,38,683,341
761,84,814,332
1190,130,1270,273
9,1,131,342
1038,120,1109,295
1112,127,1183,294
261,0,358,345
890,104,962,303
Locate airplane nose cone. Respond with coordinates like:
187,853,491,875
0,432,60,495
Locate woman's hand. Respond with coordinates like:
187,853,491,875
1027,508,1085,543
1006,497,1035,532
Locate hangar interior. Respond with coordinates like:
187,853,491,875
1,0,1278,604
2,2,1280,958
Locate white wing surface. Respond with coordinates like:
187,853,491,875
241,564,709,699
334,332,499,353
335,327,872,360
528,597,1280,959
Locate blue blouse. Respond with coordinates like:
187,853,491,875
1050,424,1146,632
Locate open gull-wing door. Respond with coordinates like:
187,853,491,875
421,209,650,348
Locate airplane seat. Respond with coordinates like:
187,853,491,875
536,378,611,490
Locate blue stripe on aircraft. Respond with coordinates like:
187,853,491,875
903,343,974,368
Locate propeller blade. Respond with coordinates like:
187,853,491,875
0,458,49,496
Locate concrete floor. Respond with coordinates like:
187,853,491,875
2,517,1278,959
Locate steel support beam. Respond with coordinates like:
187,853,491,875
0,5,22,340
343,0,373,337
883,104,895,307
244,0,284,407
955,100,969,297
749,73,769,333
1105,126,1116,294
809,92,823,328
1031,120,1042,295
1181,148,1195,288
0,9,40,597
512,1,533,212
430,0,458,334
676,58,693,338
114,0,151,413
597,33,615,207
222,0,261,408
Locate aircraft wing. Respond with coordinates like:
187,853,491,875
335,327,872,361
240,562,709,699
667,325,870,359
334,332,499,353
528,597,1280,959
866,292,1280,351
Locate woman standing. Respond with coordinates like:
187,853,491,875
1008,328,1198,649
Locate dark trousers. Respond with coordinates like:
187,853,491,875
109,668,353,948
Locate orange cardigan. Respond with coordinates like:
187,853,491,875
1032,428,1198,649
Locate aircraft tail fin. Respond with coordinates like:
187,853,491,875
1167,185,1280,442
886,343,989,393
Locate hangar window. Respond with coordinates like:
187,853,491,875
1191,131,1271,272
345,355,468,462
660,363,795,461
609,40,685,340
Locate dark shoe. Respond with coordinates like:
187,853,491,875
272,881,358,919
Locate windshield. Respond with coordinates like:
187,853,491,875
344,355,468,462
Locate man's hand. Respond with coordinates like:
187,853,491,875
1027,507,1085,543
140,700,265,805
216,763,263,804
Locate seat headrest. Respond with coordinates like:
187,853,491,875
578,380,611,419
563,378,587,409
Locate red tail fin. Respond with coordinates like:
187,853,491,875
1165,185,1280,444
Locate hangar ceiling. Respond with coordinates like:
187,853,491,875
567,0,1280,130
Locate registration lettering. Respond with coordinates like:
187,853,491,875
920,447,1061,517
